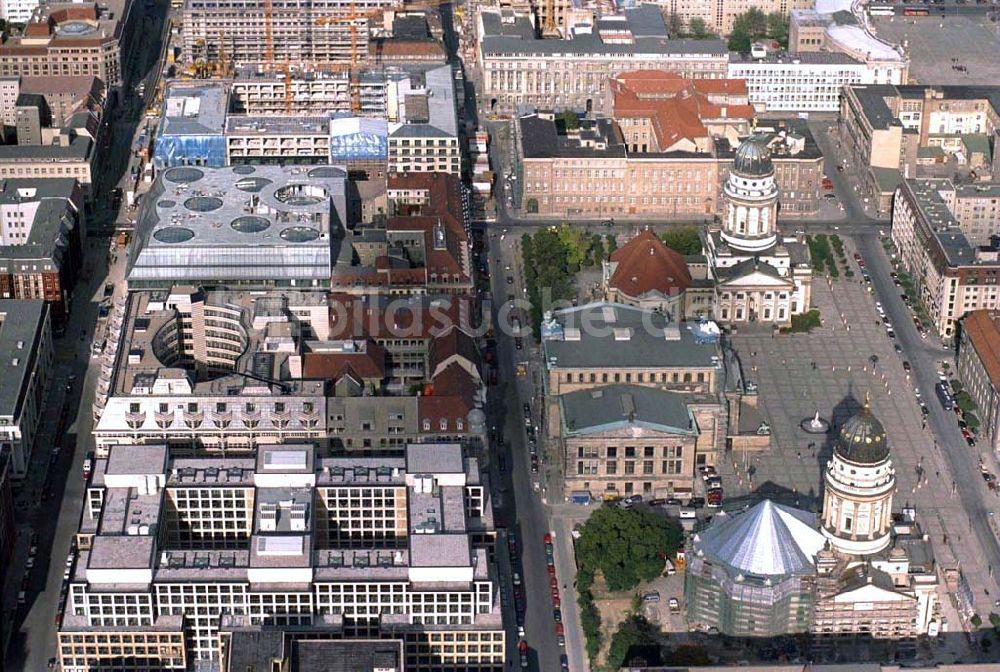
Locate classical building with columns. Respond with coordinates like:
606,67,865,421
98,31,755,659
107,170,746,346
704,135,813,328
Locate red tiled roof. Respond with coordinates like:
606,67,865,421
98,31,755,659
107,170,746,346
963,310,1000,389
611,70,754,150
328,293,475,341
608,229,692,298
301,340,386,381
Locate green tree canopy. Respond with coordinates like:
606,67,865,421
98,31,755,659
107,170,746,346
688,16,714,39
557,223,589,271
660,226,703,256
728,7,767,51
607,616,663,670
766,11,789,48
575,505,682,592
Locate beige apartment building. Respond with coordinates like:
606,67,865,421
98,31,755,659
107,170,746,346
0,1,136,88
654,0,811,35
958,310,1000,454
519,114,822,219
840,85,1000,214
891,179,1000,343
948,183,1000,247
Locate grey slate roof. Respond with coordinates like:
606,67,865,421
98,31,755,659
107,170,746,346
560,384,695,435
0,300,47,420
292,640,403,672
0,133,92,161
541,302,719,370
0,178,81,266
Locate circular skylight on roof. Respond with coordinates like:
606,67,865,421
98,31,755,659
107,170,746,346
153,227,196,244
232,165,256,175
164,167,204,183
280,226,321,243
235,177,273,193
184,196,224,212
274,184,328,206
231,216,271,233
57,21,98,36
158,200,177,208
308,166,346,179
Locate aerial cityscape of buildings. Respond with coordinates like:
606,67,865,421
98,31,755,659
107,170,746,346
0,0,998,669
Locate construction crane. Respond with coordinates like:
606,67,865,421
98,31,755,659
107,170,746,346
263,0,275,66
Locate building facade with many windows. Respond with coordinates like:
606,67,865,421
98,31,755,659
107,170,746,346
61,443,503,671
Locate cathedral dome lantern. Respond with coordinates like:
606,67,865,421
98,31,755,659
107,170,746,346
821,396,896,557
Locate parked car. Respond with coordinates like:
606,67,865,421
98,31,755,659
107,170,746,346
643,591,660,603
668,597,680,613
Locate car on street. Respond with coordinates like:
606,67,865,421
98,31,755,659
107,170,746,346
543,533,553,545
513,572,522,586
668,597,680,613
497,455,506,472
560,654,569,671
666,497,682,506
530,455,538,473
554,609,562,623
518,640,528,668
506,276,514,285
689,496,705,508
894,343,903,353
903,361,911,372
643,591,660,603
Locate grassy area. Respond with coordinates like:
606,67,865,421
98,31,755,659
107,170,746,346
782,309,822,334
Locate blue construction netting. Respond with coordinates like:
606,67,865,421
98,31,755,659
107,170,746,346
329,117,388,162
153,134,227,170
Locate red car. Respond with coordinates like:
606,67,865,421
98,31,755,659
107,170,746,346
547,564,556,577
543,533,552,545
550,576,558,589
551,586,560,601
555,623,564,636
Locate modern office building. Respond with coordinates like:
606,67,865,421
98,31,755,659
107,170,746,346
1,0,40,23
728,50,906,113
386,65,460,176
0,300,52,478
0,0,138,89
153,82,229,169
891,179,1000,342
839,85,1000,214
476,6,729,116
0,178,86,325
958,310,1000,454
92,287,331,453
229,69,354,116
127,165,349,290
60,442,503,671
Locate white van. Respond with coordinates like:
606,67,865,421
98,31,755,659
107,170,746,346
679,507,697,519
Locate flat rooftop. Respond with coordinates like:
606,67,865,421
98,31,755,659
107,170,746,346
225,115,331,136
127,164,349,287
0,300,47,419
541,302,720,370
160,82,229,137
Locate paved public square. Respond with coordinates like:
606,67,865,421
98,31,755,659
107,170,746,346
872,13,1000,85
719,247,992,660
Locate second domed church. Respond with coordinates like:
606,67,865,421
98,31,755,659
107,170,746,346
704,134,814,327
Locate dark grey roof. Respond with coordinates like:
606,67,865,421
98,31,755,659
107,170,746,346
0,300,47,420
541,302,719,370
14,92,46,109
225,630,285,672
732,135,773,177
847,84,899,131
729,50,860,65
715,258,790,284
0,178,81,266
519,115,625,159
293,640,403,672
834,401,890,465
480,6,726,57
560,384,695,435
0,134,92,161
